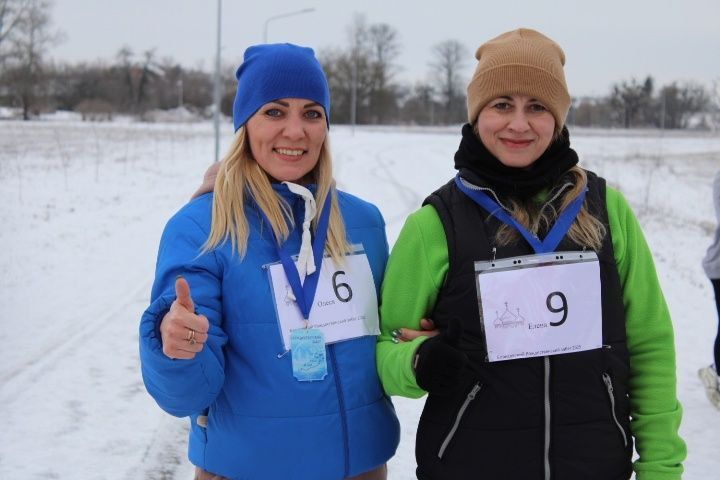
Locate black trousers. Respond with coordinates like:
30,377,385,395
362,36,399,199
712,278,720,370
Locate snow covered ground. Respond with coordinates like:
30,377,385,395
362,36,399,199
1,120,719,479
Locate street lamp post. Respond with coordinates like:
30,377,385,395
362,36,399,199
176,79,183,108
213,0,222,162
263,8,315,43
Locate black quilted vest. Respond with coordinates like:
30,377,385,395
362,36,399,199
416,171,633,480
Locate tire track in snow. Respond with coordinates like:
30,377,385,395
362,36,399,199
0,272,177,479
335,141,425,229
370,148,424,225
124,415,194,480
0,276,152,403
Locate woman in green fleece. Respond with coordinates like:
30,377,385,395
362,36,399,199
377,28,686,480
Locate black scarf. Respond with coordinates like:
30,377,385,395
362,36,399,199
454,123,579,199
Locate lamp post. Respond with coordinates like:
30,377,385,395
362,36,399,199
176,79,183,108
263,8,315,43
213,0,222,162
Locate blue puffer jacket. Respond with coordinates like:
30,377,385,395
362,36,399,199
139,184,400,480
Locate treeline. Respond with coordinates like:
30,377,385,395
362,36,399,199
1,1,718,129
572,77,714,129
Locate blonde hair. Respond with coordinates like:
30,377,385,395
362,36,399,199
495,166,606,251
203,127,350,262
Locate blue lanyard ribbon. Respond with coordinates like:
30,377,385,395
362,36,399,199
259,193,332,319
453,174,587,254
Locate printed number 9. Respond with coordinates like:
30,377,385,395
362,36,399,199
546,291,568,326
332,271,353,303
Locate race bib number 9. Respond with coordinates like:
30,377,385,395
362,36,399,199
475,251,602,362
269,252,380,351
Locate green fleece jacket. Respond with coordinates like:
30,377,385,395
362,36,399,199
377,185,686,480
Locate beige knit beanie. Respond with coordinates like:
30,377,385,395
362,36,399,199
466,28,571,128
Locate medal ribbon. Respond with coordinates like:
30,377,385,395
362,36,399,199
258,190,332,320
454,174,587,254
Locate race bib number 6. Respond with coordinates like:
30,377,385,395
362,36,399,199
268,252,380,352
475,251,603,362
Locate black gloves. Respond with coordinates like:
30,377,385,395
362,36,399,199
413,319,469,394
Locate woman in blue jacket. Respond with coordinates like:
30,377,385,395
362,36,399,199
139,43,400,480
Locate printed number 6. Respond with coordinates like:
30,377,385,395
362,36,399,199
546,291,568,326
332,271,353,303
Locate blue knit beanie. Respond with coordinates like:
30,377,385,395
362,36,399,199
232,43,331,131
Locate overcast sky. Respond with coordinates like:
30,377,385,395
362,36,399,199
51,0,719,97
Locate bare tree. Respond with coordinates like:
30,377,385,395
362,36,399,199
109,46,163,112
347,14,370,125
659,81,710,129
609,76,655,128
320,14,402,124
112,45,135,110
134,48,158,108
711,78,720,131
569,97,615,128
366,23,401,123
430,39,468,124
0,0,30,57
400,82,440,125
2,0,63,119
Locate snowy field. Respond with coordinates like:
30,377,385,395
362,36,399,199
1,119,719,479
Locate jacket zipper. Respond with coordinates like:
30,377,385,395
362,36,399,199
544,356,551,480
329,345,350,477
602,373,628,447
437,383,482,459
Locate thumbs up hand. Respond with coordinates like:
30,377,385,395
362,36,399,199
159,276,211,360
